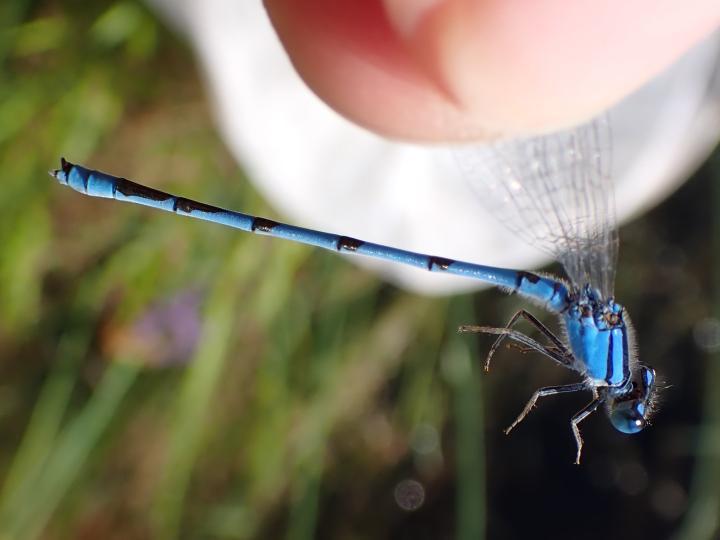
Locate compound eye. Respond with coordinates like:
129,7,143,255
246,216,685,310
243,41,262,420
641,366,656,391
609,401,647,434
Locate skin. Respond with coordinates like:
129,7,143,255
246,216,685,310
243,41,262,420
264,0,720,141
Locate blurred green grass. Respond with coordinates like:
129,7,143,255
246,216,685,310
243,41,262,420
5,1,720,539
0,2,486,538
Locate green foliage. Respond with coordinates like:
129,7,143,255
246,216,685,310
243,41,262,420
0,2,486,538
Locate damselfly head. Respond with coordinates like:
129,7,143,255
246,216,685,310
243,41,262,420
607,365,657,434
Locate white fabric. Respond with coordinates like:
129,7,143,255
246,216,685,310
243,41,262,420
150,0,720,294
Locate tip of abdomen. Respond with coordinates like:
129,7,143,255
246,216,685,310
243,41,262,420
50,157,74,184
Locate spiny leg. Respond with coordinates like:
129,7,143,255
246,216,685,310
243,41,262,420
495,309,569,361
571,395,604,465
459,310,572,371
459,325,572,370
507,342,565,356
505,383,586,435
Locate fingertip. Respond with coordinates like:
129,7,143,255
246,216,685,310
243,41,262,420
265,0,490,141
266,0,720,141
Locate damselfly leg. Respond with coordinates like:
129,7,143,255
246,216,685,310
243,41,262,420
490,310,571,366
459,309,573,371
505,382,586,435
506,384,604,464
571,394,605,464
506,342,566,356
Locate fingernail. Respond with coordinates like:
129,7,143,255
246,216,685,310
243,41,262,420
382,0,446,39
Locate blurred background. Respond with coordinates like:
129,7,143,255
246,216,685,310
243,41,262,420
2,1,720,539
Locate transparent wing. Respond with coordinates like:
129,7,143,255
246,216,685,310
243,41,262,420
454,116,618,297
